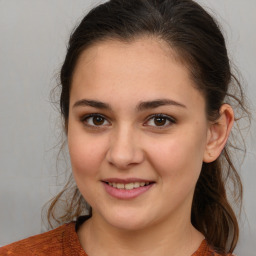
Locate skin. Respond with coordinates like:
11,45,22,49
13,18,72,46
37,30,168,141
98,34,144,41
68,37,234,256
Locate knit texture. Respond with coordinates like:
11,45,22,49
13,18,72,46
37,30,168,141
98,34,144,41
0,222,87,256
0,222,234,255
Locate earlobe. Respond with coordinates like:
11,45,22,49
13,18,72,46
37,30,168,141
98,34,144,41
203,104,234,163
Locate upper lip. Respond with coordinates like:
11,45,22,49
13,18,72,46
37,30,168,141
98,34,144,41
101,178,155,184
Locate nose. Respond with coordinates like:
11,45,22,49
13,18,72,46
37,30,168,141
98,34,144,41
106,126,144,170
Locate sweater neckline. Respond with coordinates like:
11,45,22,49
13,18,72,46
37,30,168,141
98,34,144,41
63,221,211,256
63,222,88,256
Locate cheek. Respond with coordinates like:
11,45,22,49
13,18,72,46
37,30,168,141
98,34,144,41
146,131,206,182
68,131,108,177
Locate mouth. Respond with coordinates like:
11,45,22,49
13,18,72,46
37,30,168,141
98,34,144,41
103,181,154,190
101,178,156,199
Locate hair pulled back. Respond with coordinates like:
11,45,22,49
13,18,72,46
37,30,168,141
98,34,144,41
48,0,249,253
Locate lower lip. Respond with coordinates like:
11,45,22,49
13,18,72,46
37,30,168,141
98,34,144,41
102,182,154,199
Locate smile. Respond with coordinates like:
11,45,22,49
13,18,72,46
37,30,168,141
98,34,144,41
102,179,155,199
105,181,151,190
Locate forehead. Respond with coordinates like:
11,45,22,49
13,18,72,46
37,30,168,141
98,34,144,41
70,37,205,110
73,37,176,80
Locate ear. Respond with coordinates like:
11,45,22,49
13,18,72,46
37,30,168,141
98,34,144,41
203,104,234,163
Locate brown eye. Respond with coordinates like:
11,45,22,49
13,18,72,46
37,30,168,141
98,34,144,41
154,117,167,126
93,116,104,125
145,114,176,128
82,114,110,127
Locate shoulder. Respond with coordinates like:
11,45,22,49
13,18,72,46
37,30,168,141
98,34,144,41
193,239,236,256
208,244,236,256
0,222,76,256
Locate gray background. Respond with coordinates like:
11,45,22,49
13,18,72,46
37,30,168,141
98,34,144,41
0,0,255,255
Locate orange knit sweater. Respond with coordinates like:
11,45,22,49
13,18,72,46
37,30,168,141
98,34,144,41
0,222,234,256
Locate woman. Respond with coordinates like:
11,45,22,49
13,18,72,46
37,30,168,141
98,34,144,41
0,0,249,255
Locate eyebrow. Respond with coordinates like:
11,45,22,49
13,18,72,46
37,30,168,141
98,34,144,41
73,99,112,110
72,98,186,111
137,99,186,111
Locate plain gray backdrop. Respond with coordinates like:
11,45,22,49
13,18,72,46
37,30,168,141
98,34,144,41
0,1,255,255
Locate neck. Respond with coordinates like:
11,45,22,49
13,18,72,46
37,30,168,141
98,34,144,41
78,211,204,256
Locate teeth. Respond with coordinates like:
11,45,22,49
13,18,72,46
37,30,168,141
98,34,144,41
134,182,140,188
125,183,134,190
116,183,125,189
107,182,151,190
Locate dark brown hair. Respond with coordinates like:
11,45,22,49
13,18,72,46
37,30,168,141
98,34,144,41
47,0,250,254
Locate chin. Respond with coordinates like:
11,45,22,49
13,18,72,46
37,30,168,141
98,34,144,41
101,208,152,232
110,219,149,232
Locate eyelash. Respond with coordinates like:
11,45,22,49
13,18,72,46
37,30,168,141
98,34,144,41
80,113,110,128
80,113,176,129
144,114,176,128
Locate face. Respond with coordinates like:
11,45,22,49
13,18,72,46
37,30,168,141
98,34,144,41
68,37,211,231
